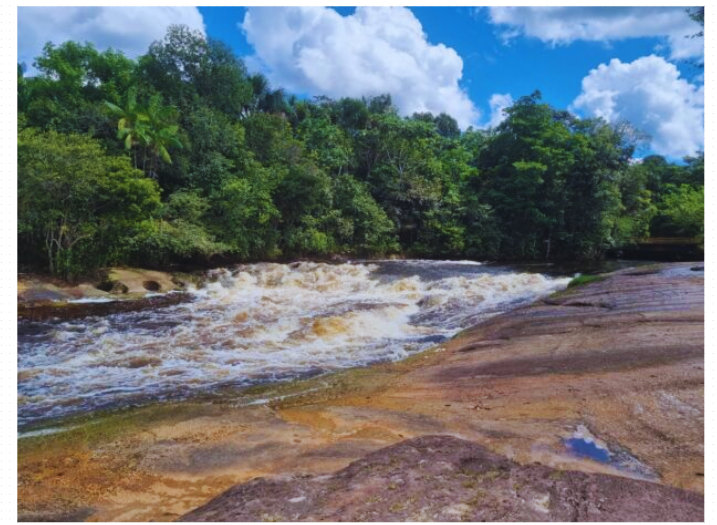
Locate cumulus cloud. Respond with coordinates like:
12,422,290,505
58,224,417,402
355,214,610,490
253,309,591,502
241,6,479,128
18,7,205,72
571,55,704,157
488,7,703,60
486,93,513,128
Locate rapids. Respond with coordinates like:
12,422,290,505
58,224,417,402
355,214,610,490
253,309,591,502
18,260,571,426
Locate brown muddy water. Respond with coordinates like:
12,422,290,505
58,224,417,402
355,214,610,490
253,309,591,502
17,259,647,431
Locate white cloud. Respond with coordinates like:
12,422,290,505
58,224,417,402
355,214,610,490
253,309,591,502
488,7,703,60
241,6,479,128
486,93,513,128
571,55,704,157
18,7,205,72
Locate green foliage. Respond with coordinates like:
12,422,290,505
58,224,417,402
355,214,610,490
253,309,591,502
210,164,281,259
17,26,705,279
469,91,656,260
274,162,337,256
297,105,353,176
18,129,160,279
688,7,704,41
243,112,300,166
22,41,135,138
642,153,704,238
332,175,399,254
128,191,228,267
137,25,253,116
179,106,246,193
105,90,183,178
658,185,704,241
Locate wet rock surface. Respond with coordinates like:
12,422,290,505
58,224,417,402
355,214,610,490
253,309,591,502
18,262,703,521
101,268,181,295
181,435,703,522
17,268,194,323
17,268,186,307
17,291,193,322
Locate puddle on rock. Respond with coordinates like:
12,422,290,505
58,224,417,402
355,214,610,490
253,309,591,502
565,436,611,462
562,425,657,479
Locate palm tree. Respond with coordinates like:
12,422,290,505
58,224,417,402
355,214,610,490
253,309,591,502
104,88,150,168
106,91,182,177
143,95,183,178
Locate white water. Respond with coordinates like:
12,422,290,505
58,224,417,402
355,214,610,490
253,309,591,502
18,261,570,425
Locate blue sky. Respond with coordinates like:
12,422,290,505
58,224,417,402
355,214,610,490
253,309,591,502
18,6,705,158
201,6,702,119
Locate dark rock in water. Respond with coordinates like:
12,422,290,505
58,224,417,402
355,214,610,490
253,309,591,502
180,435,703,522
17,292,194,322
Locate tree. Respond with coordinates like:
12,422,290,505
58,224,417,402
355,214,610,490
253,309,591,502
210,163,281,260
473,92,636,259
475,92,560,258
243,112,301,166
18,64,31,134
129,190,229,267
274,162,336,256
138,25,253,116
23,41,135,136
18,27,703,273
143,95,183,178
332,175,398,254
434,113,460,139
173,105,247,194
657,185,704,241
297,105,353,177
18,129,160,279
105,87,150,165
687,7,704,68
106,91,183,178
688,7,704,38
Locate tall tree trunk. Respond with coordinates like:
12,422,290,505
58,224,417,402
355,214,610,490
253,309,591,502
45,230,55,275
545,233,552,260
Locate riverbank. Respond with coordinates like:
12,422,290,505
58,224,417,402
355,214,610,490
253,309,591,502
18,262,703,521
18,268,190,305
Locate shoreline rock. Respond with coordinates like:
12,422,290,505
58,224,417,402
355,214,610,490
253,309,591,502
180,435,703,522
17,267,194,315
17,262,704,522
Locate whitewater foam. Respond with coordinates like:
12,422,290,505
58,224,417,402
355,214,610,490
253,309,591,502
18,261,570,425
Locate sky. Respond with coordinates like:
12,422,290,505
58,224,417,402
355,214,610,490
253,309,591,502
17,6,705,158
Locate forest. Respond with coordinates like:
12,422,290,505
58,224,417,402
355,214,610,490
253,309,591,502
18,25,704,280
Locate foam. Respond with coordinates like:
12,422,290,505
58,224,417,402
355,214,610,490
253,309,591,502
18,261,570,424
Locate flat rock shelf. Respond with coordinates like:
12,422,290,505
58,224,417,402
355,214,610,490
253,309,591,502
18,262,703,521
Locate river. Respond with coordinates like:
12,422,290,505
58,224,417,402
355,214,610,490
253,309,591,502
19,259,607,428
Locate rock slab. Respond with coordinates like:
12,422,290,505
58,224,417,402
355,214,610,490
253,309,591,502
180,435,703,522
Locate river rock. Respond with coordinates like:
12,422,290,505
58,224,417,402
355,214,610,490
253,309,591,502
180,435,703,522
17,277,110,304
17,279,73,303
18,267,182,305
102,268,180,295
